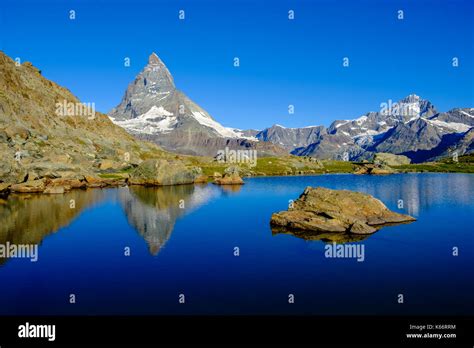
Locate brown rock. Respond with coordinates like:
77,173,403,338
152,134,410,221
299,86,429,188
44,185,65,194
0,183,11,194
98,159,118,170
213,173,244,185
84,176,107,188
11,179,46,193
270,187,415,235
370,167,394,175
194,175,208,184
4,124,30,140
129,159,200,186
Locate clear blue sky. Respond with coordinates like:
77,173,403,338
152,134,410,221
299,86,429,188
1,0,473,129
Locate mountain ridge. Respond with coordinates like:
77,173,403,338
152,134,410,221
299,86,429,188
107,53,473,162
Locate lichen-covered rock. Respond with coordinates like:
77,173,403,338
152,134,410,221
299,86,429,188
194,175,208,184
373,153,411,166
213,167,244,185
10,179,47,193
270,187,415,235
44,185,65,194
213,174,244,185
354,163,395,175
129,159,200,186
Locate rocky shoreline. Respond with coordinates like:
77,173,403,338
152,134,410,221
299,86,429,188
2,155,473,198
0,159,249,197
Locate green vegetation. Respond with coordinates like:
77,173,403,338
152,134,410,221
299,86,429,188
190,155,356,177
392,154,474,173
190,153,474,177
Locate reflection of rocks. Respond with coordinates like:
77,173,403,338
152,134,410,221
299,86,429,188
0,190,104,265
119,184,219,255
271,187,415,239
271,229,370,243
220,185,243,194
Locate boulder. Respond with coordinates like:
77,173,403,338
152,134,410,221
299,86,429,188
4,124,30,140
0,183,11,195
97,159,116,170
10,179,46,193
49,178,86,189
44,185,65,194
194,175,208,184
270,187,415,235
354,163,395,175
128,159,200,186
84,175,107,188
213,174,244,185
373,153,411,166
214,166,244,185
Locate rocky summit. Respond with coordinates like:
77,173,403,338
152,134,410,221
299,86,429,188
108,53,285,157
270,187,416,235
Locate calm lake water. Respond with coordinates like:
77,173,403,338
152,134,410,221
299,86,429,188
0,173,472,315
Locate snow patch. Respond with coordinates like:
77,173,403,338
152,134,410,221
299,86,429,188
427,119,472,133
459,110,474,118
111,106,177,134
191,111,255,139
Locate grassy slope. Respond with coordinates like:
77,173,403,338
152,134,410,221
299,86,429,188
392,154,474,174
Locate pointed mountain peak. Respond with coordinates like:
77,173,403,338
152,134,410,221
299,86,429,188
148,52,164,66
399,94,422,103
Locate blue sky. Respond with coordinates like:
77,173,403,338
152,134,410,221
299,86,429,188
1,0,473,129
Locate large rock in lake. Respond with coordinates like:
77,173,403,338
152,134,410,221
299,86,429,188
213,165,244,185
270,187,415,235
129,159,201,186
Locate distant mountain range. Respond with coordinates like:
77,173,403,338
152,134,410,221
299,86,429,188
109,53,473,163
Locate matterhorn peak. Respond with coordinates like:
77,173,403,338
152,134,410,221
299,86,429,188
148,52,163,66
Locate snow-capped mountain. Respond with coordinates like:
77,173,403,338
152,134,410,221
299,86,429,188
260,96,473,162
109,53,284,156
108,55,472,162
254,124,326,151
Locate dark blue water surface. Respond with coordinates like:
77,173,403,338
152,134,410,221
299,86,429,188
0,173,472,315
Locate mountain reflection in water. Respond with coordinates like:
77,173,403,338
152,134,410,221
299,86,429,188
119,184,219,255
0,184,220,264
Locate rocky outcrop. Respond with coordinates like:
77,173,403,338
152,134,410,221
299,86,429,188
213,166,244,185
353,163,395,175
270,187,415,235
128,159,201,186
373,153,411,166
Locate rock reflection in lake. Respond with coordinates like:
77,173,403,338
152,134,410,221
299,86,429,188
271,227,370,243
219,184,243,194
0,189,105,265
